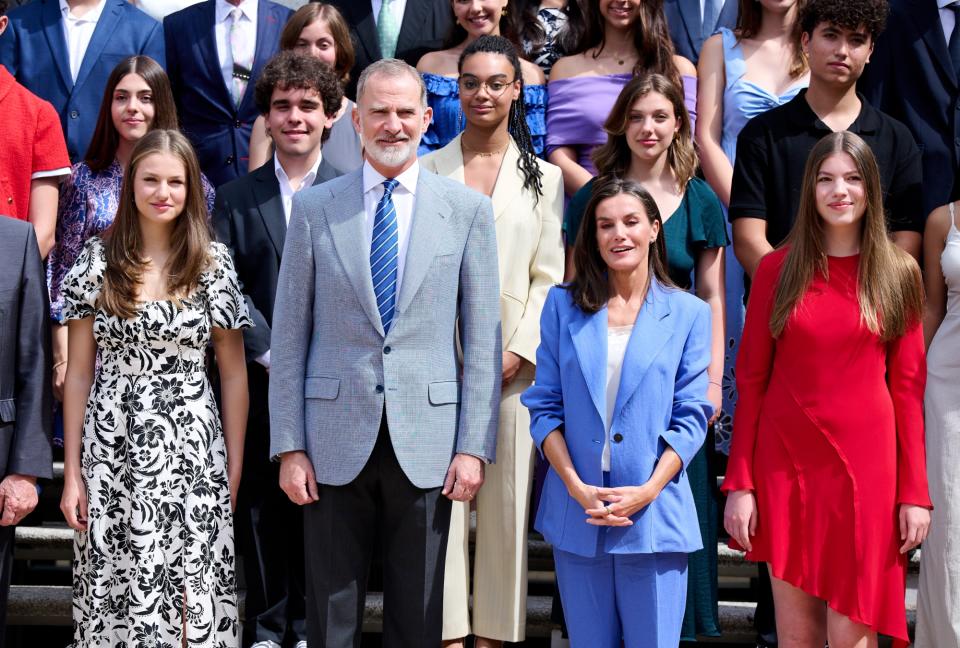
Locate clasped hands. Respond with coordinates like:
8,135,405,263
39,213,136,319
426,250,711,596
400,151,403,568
569,479,658,527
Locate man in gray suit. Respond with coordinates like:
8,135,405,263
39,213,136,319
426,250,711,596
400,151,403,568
0,217,53,643
268,58,501,647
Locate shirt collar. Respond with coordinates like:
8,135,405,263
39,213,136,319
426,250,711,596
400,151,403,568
939,0,955,10
789,88,882,135
59,0,108,23
216,0,257,23
274,152,324,190
362,160,420,197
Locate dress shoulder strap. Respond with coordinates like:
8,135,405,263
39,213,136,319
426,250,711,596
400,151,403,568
950,201,960,235
720,27,746,90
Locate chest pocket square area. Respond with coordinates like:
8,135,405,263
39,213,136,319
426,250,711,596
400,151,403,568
304,376,340,400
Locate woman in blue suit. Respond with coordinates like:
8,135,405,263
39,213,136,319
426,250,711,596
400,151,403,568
522,177,713,648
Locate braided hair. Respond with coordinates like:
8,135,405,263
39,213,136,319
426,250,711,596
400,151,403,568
459,35,543,202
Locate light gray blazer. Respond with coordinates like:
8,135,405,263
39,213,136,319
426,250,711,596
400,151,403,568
268,166,502,489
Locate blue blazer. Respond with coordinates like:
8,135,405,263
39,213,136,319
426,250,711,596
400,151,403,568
0,0,164,162
664,0,738,64
521,281,713,558
163,0,292,188
861,0,959,215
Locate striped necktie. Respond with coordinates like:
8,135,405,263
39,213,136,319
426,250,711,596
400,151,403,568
949,2,960,78
371,179,400,334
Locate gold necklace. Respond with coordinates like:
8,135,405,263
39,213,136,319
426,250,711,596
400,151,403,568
461,140,508,158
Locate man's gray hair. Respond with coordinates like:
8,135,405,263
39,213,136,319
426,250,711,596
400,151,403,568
356,58,428,109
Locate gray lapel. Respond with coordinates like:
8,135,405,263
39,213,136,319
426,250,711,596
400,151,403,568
396,173,450,315
325,172,385,336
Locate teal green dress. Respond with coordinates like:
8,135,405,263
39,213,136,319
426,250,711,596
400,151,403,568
564,176,728,641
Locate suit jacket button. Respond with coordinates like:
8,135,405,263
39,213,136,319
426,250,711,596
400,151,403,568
6,197,12,204
226,155,234,165
383,346,391,354
375,385,384,393
612,433,623,443
235,120,242,128
69,110,79,119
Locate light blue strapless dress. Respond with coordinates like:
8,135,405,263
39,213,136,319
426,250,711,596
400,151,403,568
715,27,807,453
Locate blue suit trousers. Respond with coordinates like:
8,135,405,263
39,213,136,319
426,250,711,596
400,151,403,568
554,539,688,648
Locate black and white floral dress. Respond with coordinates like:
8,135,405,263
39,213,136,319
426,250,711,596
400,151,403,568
62,237,251,648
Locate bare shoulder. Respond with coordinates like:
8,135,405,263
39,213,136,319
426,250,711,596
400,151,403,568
673,54,697,78
520,59,546,85
417,49,458,75
698,34,725,70
925,204,953,242
548,53,587,80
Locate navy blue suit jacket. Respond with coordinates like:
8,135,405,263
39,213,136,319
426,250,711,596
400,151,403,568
163,0,292,188
861,0,958,215
0,0,164,162
664,0,738,64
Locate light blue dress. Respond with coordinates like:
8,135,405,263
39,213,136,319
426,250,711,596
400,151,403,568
714,27,807,454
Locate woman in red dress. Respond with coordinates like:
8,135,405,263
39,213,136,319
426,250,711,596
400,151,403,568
722,131,931,648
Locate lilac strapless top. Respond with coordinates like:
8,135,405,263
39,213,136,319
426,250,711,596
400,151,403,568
545,73,698,175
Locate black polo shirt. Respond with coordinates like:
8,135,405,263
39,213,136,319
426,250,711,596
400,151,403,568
729,89,923,247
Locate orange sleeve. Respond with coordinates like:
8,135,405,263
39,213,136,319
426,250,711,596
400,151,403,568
722,252,782,493
887,318,932,508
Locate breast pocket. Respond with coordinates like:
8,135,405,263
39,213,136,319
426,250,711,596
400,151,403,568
304,376,340,400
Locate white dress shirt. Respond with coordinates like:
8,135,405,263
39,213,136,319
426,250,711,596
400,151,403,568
275,153,323,225
59,0,108,83
940,0,958,45
214,0,258,93
371,0,406,28
362,160,418,298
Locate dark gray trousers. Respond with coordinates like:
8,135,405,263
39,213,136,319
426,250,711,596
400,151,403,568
303,421,451,648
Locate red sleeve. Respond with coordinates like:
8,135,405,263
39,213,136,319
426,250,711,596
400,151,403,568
887,318,931,508
722,251,783,493
31,100,70,175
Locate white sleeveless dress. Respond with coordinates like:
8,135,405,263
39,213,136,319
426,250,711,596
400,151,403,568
916,202,960,647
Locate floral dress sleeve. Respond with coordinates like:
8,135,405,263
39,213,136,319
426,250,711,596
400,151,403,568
61,237,106,322
204,242,253,330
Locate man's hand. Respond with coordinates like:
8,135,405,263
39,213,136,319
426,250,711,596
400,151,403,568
0,474,38,526
442,453,484,502
278,451,319,506
502,351,524,386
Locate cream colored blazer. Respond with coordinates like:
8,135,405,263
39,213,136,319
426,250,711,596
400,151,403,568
422,134,565,378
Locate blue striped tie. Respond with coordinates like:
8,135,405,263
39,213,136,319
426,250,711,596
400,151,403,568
371,178,400,334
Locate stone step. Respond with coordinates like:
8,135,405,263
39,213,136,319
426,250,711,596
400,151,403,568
12,527,923,576
0,585,847,642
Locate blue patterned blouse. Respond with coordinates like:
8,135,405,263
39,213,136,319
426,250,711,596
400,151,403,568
418,72,547,157
47,159,217,322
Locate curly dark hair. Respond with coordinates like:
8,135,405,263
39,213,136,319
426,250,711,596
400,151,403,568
0,0,8,17
799,0,888,42
254,51,344,141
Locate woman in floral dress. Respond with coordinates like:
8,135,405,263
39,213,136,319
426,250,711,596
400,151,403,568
59,129,250,647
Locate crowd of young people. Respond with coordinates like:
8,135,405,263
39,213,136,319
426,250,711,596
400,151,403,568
0,0,957,647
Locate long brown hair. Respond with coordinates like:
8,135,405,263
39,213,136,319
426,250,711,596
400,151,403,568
100,130,213,319
769,132,923,340
280,3,355,85
736,0,807,78
567,177,674,313
592,73,697,192
84,56,178,173
572,0,681,88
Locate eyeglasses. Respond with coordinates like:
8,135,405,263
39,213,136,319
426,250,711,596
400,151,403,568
457,76,517,96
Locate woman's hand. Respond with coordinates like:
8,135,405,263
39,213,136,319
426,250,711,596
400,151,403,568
724,489,757,551
567,480,606,518
52,361,67,402
707,381,722,425
60,471,88,531
585,485,658,527
899,504,931,554
502,351,524,386
228,467,242,513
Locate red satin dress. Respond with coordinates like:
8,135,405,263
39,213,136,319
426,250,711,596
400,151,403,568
724,249,930,645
